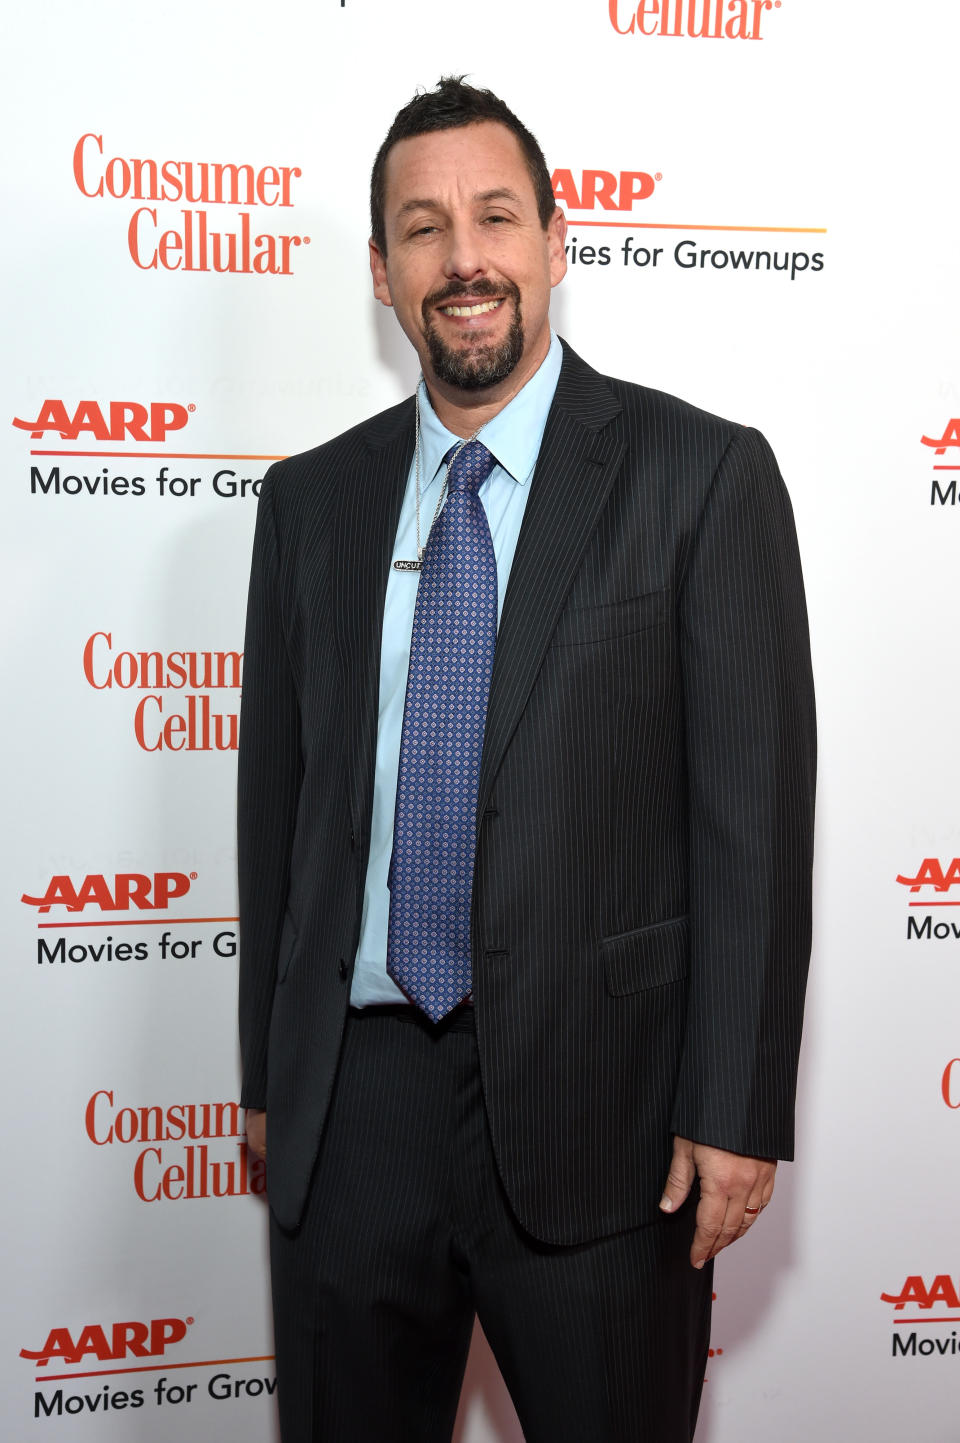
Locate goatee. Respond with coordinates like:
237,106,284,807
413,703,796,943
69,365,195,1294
421,280,524,391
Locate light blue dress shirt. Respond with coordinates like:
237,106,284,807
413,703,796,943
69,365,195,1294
351,332,563,1006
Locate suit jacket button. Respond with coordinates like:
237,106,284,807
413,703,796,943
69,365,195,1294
338,958,349,980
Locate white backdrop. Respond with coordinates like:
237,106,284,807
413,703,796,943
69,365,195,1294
4,1,960,1438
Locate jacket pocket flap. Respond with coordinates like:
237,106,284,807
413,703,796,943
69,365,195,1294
601,915,689,996
551,587,668,646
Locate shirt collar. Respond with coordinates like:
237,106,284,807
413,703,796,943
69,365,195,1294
416,331,563,492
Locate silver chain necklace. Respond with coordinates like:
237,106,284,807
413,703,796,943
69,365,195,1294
393,382,486,572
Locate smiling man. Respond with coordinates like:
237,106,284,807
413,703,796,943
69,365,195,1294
369,119,562,411
238,76,816,1443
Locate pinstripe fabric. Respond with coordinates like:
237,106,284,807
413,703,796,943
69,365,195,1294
238,340,816,1243
269,1010,711,1443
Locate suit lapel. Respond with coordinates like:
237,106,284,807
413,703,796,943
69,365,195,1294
478,347,624,817
333,402,414,835
330,350,624,832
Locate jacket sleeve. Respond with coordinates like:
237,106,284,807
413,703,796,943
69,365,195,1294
237,467,303,1109
669,426,816,1159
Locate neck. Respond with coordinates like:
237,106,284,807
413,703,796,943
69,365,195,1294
426,388,511,439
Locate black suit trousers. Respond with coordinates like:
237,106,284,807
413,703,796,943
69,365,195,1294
269,1008,713,1443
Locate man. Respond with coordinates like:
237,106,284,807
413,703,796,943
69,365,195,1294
238,77,815,1442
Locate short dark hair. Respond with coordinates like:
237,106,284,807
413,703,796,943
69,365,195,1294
370,75,556,254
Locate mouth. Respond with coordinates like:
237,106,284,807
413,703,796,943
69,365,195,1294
422,282,524,390
437,298,505,318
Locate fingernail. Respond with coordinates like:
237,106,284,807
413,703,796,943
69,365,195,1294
693,1259,705,1270
659,1196,673,1212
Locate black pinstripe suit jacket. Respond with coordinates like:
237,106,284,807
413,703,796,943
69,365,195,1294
238,340,816,1243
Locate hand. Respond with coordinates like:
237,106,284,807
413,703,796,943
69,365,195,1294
659,1136,776,1268
246,1108,267,1161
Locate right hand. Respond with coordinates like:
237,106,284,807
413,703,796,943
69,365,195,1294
245,1107,267,1161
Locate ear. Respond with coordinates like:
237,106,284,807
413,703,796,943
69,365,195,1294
369,238,393,308
547,206,568,289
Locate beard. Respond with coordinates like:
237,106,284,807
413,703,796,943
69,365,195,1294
421,278,524,391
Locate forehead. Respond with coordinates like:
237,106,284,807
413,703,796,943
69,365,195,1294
382,121,536,216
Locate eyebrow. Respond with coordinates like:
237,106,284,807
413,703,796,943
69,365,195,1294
395,187,525,218
475,188,524,206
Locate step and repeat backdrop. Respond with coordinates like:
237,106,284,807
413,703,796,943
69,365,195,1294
3,1,958,1439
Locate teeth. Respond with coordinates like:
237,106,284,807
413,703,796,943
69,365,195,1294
441,299,502,317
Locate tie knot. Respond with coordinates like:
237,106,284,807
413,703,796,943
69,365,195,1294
445,440,496,495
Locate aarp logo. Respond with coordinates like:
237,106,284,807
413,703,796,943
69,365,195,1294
552,167,660,213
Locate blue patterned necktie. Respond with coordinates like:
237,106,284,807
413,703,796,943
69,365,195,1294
386,439,498,1021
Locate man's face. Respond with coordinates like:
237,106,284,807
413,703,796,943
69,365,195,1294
369,121,566,404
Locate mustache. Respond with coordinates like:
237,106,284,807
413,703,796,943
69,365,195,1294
422,277,520,313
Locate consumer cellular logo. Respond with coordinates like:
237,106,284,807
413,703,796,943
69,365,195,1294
82,631,242,752
942,1059,960,1109
84,1089,265,1203
73,133,310,274
609,0,782,39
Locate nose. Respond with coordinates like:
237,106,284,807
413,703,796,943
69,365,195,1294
441,219,487,281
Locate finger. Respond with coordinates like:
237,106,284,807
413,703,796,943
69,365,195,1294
245,1115,267,1161
706,1196,749,1263
734,1172,775,1236
690,1184,729,1267
660,1148,697,1214
735,1196,764,1238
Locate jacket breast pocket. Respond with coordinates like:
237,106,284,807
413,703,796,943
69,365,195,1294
551,586,668,647
601,915,689,996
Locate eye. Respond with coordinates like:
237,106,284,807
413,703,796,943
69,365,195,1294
401,220,441,241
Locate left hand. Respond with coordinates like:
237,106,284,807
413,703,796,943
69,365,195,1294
659,1136,776,1269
